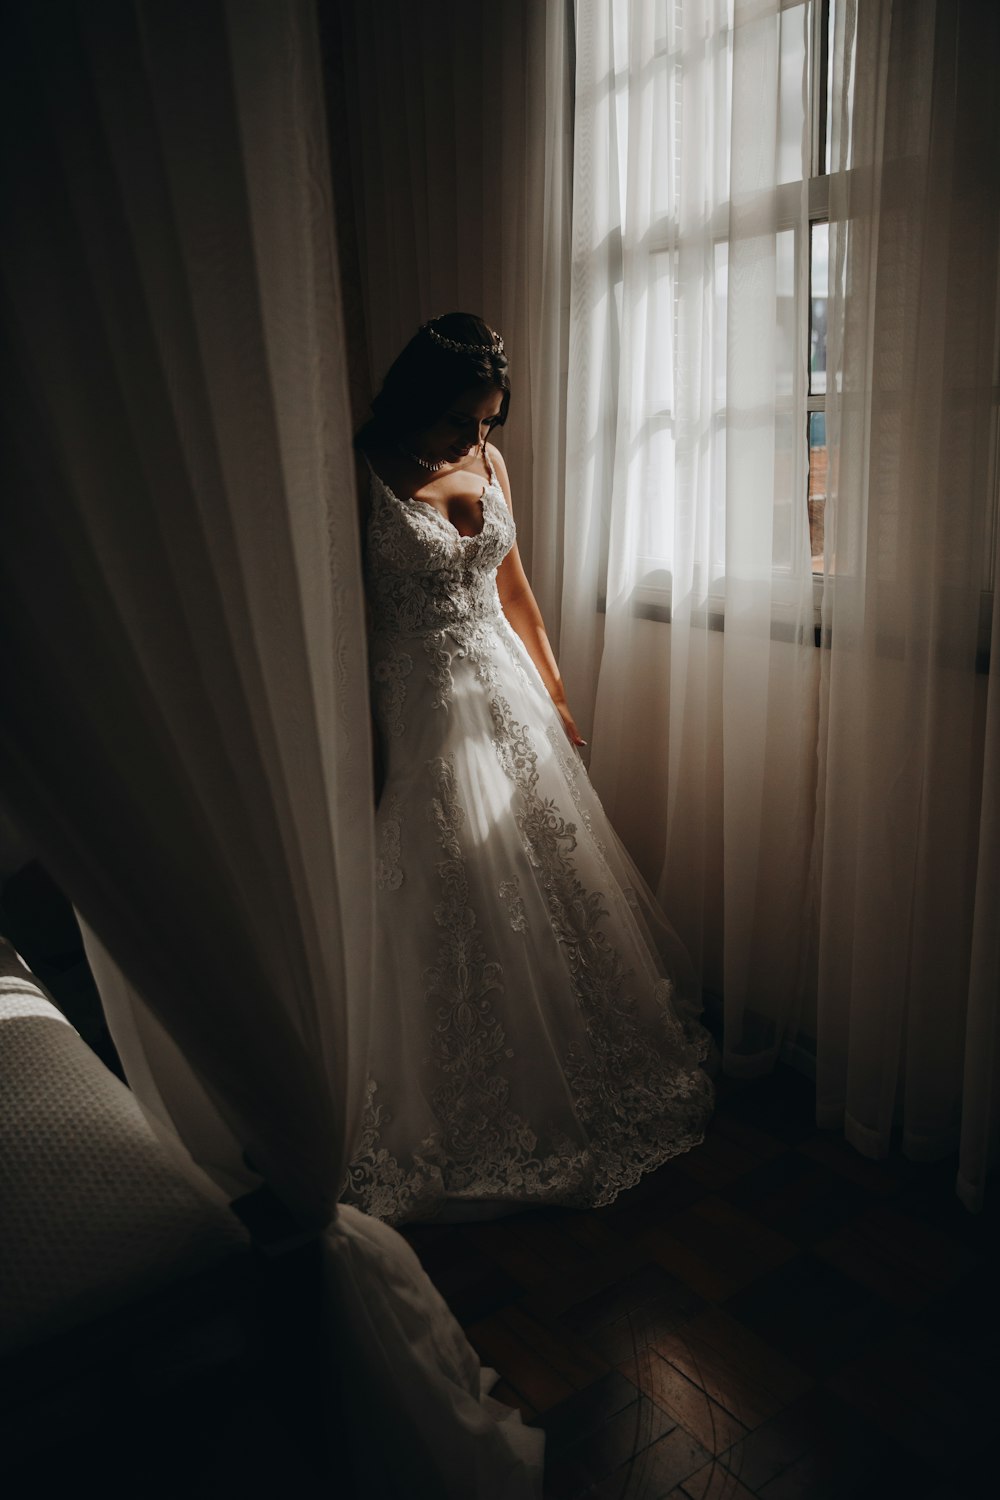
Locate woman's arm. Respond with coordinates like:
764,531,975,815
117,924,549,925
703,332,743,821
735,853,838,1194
489,445,586,748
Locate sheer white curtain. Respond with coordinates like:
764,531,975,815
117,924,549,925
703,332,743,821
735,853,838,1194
330,0,572,618
0,2,540,1492
817,0,1000,1207
551,0,999,1205
558,0,819,1068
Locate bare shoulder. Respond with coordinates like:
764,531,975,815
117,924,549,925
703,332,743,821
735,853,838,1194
486,441,513,509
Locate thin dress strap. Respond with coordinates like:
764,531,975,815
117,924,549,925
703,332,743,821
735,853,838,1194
482,441,497,487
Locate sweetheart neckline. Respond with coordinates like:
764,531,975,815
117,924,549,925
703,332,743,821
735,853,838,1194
371,470,503,541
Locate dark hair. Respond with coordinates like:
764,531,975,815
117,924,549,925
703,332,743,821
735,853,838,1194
357,312,510,449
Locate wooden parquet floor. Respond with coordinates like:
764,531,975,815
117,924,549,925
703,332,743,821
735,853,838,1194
402,1069,998,1500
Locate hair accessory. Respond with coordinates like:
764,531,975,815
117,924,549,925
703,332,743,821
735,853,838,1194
423,320,505,357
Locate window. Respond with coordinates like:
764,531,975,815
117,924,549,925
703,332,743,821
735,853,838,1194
609,0,996,659
621,0,852,626
806,0,850,575
808,224,828,572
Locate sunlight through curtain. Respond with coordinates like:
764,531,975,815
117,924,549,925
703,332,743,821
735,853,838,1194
558,0,819,1073
552,0,999,1205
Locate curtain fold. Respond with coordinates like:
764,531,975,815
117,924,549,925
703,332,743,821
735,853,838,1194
0,2,541,1490
959,559,1000,1209
816,0,1000,1201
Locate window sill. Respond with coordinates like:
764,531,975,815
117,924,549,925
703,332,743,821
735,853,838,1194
598,575,994,672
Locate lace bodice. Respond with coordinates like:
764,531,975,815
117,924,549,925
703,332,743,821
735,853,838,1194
365,465,515,638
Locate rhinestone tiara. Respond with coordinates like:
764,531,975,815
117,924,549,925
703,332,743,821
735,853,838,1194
423,319,505,357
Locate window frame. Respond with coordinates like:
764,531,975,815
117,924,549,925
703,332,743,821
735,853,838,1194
625,0,833,636
619,0,996,667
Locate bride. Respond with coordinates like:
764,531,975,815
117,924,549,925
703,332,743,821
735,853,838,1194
344,312,713,1225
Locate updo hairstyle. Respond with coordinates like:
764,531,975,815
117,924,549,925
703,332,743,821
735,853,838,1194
358,312,510,448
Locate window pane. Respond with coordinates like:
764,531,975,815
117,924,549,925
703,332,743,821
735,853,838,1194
713,240,728,412
648,249,676,416
778,2,809,185
810,221,828,395
808,410,826,571
825,0,836,173
826,0,857,173
776,228,797,400
773,409,796,570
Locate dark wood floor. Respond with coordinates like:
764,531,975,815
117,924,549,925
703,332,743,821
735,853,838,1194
402,1069,997,1500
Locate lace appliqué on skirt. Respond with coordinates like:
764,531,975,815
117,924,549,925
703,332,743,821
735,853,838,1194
343,758,589,1220
423,631,454,709
498,879,527,933
375,793,403,891
372,647,412,740
468,640,713,1205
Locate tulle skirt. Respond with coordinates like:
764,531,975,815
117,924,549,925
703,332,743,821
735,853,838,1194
342,610,714,1225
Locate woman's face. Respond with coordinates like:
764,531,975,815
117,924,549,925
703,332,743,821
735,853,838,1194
410,384,504,466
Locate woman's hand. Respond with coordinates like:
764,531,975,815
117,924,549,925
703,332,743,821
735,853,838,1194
555,701,587,748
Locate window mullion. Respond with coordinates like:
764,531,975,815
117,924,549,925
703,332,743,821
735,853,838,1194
809,0,830,179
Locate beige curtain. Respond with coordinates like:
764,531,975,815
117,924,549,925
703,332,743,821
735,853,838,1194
0,2,541,1491
541,0,999,1206
330,0,573,626
816,0,1000,1207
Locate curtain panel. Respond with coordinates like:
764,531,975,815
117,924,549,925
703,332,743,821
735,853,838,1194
558,0,819,1070
554,0,999,1205
0,2,542,1491
817,0,1000,1206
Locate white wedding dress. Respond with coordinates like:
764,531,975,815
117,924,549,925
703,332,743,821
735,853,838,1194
343,452,713,1225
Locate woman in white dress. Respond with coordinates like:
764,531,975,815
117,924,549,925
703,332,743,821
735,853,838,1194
344,313,713,1225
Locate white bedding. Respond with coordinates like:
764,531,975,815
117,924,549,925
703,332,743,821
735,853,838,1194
0,944,248,1354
